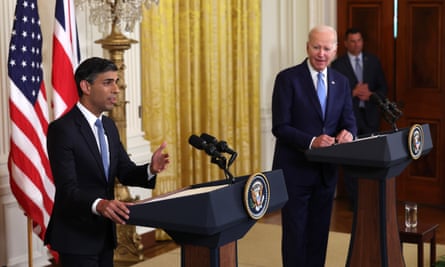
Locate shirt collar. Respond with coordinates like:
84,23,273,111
77,102,103,127
307,60,327,79
347,52,362,62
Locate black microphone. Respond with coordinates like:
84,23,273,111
200,133,236,155
188,134,223,158
385,98,403,118
369,93,389,112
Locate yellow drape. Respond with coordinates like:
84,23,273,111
140,0,261,198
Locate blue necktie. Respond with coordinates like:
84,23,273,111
355,57,365,107
95,118,109,179
317,72,327,118
354,56,363,82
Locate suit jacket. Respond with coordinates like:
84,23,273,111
271,59,357,188
331,52,388,135
44,106,156,254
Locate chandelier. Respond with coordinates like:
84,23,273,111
75,0,159,34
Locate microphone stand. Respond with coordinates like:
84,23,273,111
372,94,402,132
211,155,235,184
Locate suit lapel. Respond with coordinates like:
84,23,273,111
326,69,339,121
302,63,325,120
74,107,108,181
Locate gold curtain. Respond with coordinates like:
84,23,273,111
140,0,261,199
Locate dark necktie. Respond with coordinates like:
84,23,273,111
355,56,365,107
354,56,363,82
95,118,109,179
317,72,327,118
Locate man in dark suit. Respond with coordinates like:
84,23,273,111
331,28,388,136
331,28,388,207
45,57,170,267
272,25,357,267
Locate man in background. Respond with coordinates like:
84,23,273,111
331,27,388,207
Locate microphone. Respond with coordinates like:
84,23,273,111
369,93,403,131
369,93,389,112
188,134,223,158
370,93,402,118
200,133,236,155
385,98,403,118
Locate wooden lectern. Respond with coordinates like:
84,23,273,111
127,170,288,267
305,124,433,267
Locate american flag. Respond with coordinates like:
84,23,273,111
7,0,55,248
52,0,79,119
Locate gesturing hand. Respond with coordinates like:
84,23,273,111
150,141,170,174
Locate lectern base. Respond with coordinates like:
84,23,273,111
181,242,237,267
347,177,404,267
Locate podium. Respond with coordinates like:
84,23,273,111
127,170,288,267
305,124,433,267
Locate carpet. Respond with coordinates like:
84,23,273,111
133,223,444,267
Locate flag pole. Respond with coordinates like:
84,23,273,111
27,217,33,267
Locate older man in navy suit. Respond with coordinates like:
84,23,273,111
45,57,170,267
272,25,357,267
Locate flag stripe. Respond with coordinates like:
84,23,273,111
7,0,55,258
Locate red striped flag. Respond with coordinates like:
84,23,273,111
52,0,79,119
7,0,55,250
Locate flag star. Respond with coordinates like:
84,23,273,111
32,76,36,82
22,16,28,23
23,1,28,8
21,45,27,52
10,59,16,67
21,60,27,67
11,29,16,36
21,75,27,82
10,44,16,51
22,30,28,38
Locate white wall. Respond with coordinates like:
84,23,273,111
0,0,335,265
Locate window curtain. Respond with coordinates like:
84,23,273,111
140,0,261,234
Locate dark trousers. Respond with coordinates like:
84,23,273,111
59,249,114,267
281,181,336,267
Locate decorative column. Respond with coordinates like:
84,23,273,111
96,22,143,265
74,0,159,264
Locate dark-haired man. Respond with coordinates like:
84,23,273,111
45,57,170,267
331,28,388,207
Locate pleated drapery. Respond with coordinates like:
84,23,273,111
140,1,261,239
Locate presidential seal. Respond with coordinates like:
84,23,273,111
408,124,424,160
244,173,270,220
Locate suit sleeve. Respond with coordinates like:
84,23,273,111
271,69,319,150
47,120,100,217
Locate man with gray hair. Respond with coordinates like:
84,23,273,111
271,25,357,266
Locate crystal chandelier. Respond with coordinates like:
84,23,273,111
75,0,159,34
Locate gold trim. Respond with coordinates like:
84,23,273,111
408,124,424,160
243,173,270,220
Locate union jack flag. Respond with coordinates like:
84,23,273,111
52,0,80,119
